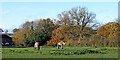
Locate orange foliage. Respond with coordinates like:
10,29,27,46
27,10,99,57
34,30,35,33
47,25,93,46
97,22,120,38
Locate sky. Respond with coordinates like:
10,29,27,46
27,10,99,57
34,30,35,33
0,1,118,33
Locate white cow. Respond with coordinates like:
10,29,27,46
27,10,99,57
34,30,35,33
34,42,40,52
57,41,66,49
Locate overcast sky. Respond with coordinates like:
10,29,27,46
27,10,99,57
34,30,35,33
0,1,118,33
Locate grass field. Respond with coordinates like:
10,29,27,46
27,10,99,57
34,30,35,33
2,46,119,58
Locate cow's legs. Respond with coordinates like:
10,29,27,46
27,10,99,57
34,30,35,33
38,46,40,51
57,44,59,49
36,47,39,52
61,45,63,49
34,47,36,51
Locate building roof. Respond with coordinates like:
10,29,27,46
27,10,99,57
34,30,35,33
0,34,12,39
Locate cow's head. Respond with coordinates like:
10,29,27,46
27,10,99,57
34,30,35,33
62,41,66,45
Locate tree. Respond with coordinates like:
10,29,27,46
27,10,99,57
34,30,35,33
69,7,96,40
12,28,19,33
0,28,4,32
12,29,25,47
69,7,96,26
58,6,97,42
35,18,55,36
57,11,72,25
97,22,120,38
12,21,34,47
32,18,55,45
30,31,49,46
12,18,55,47
47,25,93,46
97,22,120,47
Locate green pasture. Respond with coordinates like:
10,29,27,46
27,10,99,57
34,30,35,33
1,46,119,58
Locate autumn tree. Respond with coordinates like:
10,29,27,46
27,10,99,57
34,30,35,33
57,6,97,43
47,25,93,46
12,29,25,47
55,20,63,28
97,22,120,38
97,22,120,47
12,21,34,47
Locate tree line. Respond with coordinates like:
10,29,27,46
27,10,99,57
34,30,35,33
12,6,119,47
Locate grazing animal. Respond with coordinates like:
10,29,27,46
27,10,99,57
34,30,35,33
34,42,40,52
57,41,66,49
